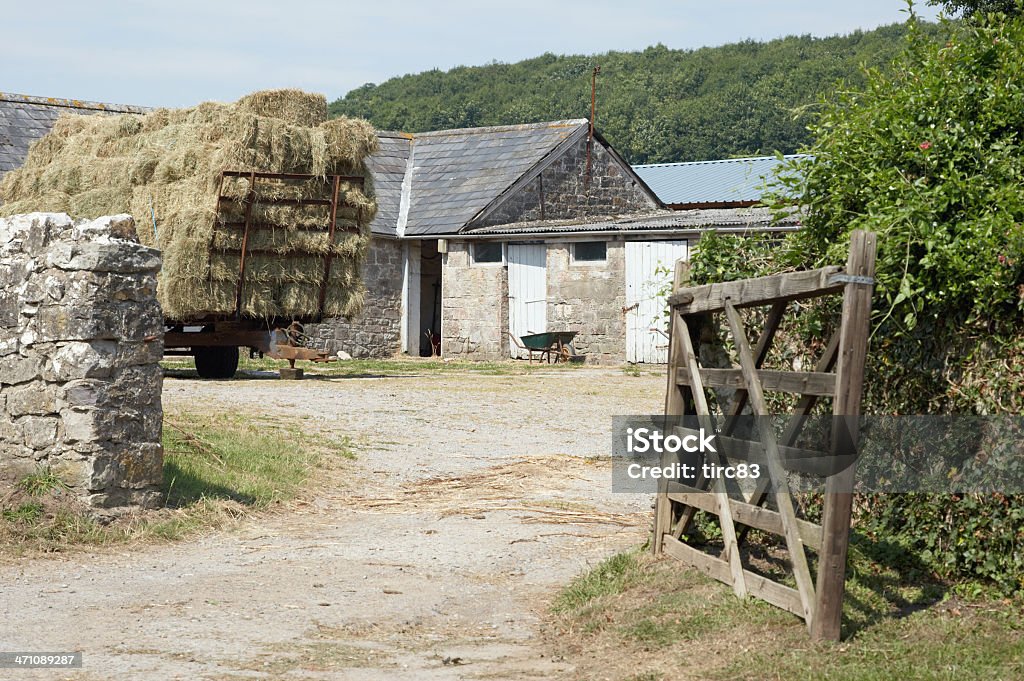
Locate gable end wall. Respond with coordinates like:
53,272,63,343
472,136,655,228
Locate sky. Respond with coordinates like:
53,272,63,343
3,1,942,108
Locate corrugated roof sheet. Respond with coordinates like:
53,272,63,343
403,119,588,236
463,206,800,236
633,155,807,206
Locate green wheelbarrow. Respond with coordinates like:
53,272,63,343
509,330,582,364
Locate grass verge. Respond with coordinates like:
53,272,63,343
547,544,1024,681
161,353,588,379
0,410,351,556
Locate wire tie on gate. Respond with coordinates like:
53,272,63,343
828,274,875,286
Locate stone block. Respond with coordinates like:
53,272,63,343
0,353,43,386
61,408,99,444
21,415,58,449
6,383,57,416
48,240,161,275
46,341,114,381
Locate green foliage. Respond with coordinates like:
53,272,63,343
764,10,1024,413
858,493,1024,594
693,10,1024,594
929,0,1022,18
330,25,938,163
18,467,69,497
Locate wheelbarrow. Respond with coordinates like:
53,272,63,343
509,331,581,364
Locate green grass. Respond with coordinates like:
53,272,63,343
161,353,590,379
553,550,644,615
549,546,1024,681
0,410,351,553
18,467,69,496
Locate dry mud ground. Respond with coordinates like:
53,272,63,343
0,367,663,680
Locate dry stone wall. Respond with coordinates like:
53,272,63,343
0,213,164,509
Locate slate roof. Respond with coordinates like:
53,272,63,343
403,119,589,236
0,92,149,176
364,131,411,237
462,206,800,236
633,155,808,207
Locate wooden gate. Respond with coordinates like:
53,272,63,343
651,230,876,641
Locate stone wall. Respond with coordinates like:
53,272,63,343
440,242,509,360
473,136,657,228
546,241,626,364
0,213,164,509
309,237,403,358
440,239,628,364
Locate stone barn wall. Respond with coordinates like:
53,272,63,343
545,241,626,364
309,237,403,358
440,239,627,364
440,242,509,360
0,213,164,509
472,137,657,228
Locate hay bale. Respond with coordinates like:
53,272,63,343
0,89,378,321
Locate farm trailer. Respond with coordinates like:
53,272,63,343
162,170,365,379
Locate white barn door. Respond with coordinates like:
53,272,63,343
508,243,547,359
625,240,689,363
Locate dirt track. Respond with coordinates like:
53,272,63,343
0,367,661,680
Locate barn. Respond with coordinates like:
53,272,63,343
1,92,797,364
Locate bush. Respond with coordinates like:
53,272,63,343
691,7,1024,594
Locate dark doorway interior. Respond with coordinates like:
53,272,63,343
419,241,442,356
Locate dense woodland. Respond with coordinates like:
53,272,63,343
328,22,939,163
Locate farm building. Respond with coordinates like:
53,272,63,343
0,93,797,364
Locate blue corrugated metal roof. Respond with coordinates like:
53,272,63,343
633,155,808,206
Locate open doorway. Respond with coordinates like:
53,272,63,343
419,240,442,356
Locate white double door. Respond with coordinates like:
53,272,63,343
625,240,689,363
507,243,547,359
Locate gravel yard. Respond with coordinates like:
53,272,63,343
0,365,663,680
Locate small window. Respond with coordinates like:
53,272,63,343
472,242,504,265
572,241,607,264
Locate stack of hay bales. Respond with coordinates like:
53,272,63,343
0,89,378,321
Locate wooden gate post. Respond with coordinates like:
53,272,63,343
653,260,690,555
810,230,877,641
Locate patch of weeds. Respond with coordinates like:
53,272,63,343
161,411,338,508
19,467,69,496
548,538,1024,681
2,502,44,523
553,550,643,615
622,363,643,377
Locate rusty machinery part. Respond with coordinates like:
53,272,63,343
284,321,312,347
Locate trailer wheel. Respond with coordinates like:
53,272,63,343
194,346,239,379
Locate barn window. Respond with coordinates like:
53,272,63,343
572,241,607,264
472,242,504,265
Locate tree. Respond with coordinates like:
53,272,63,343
328,23,933,162
928,0,1021,17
